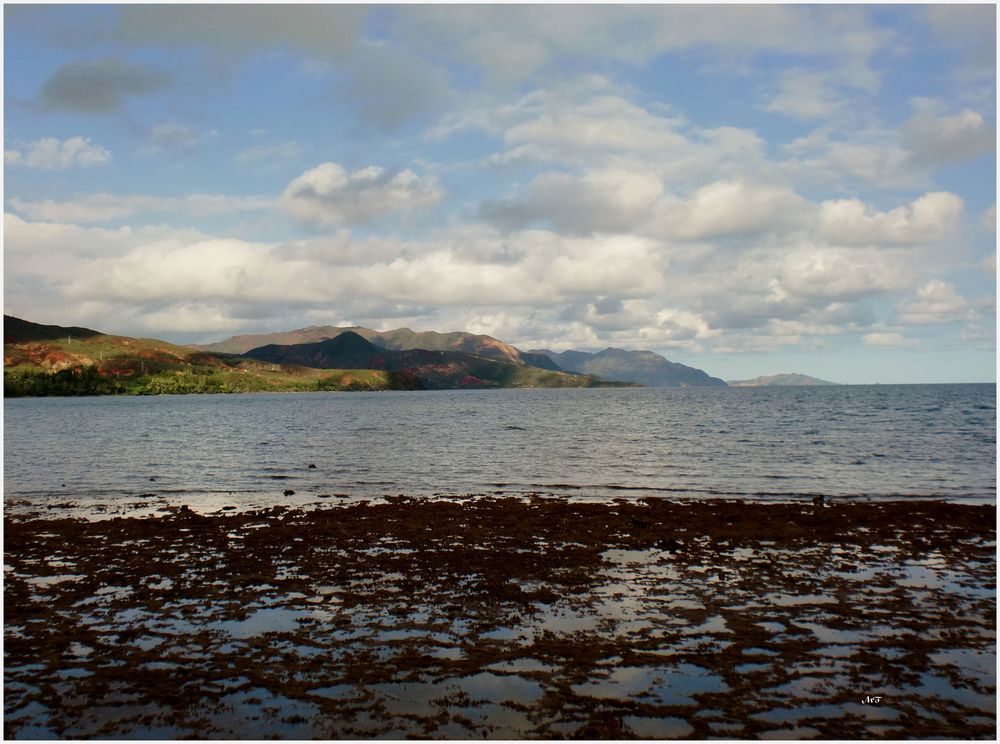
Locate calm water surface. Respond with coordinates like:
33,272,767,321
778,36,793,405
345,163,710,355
4,384,995,517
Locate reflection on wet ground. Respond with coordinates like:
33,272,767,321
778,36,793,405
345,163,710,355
4,497,996,739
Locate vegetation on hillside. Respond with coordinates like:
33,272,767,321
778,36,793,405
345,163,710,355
3,316,628,396
3,317,423,397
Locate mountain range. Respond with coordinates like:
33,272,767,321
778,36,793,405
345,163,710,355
7,315,835,396
3,316,621,395
201,324,726,387
241,331,622,390
197,325,561,370
532,347,726,388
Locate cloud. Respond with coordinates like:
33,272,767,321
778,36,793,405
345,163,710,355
4,136,111,169
481,167,663,234
898,280,970,325
236,141,301,167
5,207,949,357
340,231,667,307
901,98,995,168
765,70,847,120
8,193,273,224
436,79,688,164
38,57,169,112
778,247,914,301
280,163,443,227
922,5,996,78
863,332,918,348
810,140,913,188
340,41,452,131
145,122,216,154
981,205,996,233
441,83,780,190
116,5,366,58
499,91,686,164
6,215,665,337
400,5,890,88
649,180,811,241
815,192,963,246
480,158,964,251
563,299,718,348
67,238,325,305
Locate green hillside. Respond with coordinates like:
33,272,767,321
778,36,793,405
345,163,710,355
3,316,421,396
3,316,628,396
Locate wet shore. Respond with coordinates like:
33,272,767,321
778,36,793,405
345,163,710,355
4,497,996,739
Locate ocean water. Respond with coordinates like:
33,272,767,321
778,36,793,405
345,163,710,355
3,384,995,518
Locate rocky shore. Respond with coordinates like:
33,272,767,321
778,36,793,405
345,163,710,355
4,497,996,739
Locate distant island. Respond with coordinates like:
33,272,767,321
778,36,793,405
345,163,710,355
727,373,839,387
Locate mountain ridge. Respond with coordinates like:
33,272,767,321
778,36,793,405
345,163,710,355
197,325,561,371
203,324,726,387
243,331,625,390
532,346,727,388
3,316,628,395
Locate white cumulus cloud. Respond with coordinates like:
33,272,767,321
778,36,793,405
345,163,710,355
280,162,443,227
650,180,811,241
815,192,963,246
898,280,970,325
5,137,111,169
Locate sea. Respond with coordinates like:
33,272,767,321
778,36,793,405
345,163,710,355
3,383,995,519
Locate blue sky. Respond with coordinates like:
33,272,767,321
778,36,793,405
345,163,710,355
3,3,996,383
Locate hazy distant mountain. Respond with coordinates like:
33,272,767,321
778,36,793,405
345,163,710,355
532,347,726,387
244,332,627,390
727,373,839,387
199,325,562,371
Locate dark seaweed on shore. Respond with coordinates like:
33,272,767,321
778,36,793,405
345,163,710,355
4,498,996,739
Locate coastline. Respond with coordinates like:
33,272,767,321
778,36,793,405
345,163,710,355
4,497,995,739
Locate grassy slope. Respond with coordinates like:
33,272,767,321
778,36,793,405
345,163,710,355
3,333,419,396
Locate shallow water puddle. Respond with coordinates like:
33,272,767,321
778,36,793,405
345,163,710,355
572,662,727,705
457,672,544,703
369,681,455,716
624,714,694,738
486,658,554,674
212,607,308,638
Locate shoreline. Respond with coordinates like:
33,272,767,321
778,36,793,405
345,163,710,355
4,497,996,739
4,379,996,400
5,489,995,525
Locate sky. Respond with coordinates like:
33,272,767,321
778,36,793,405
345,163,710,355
3,2,996,384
